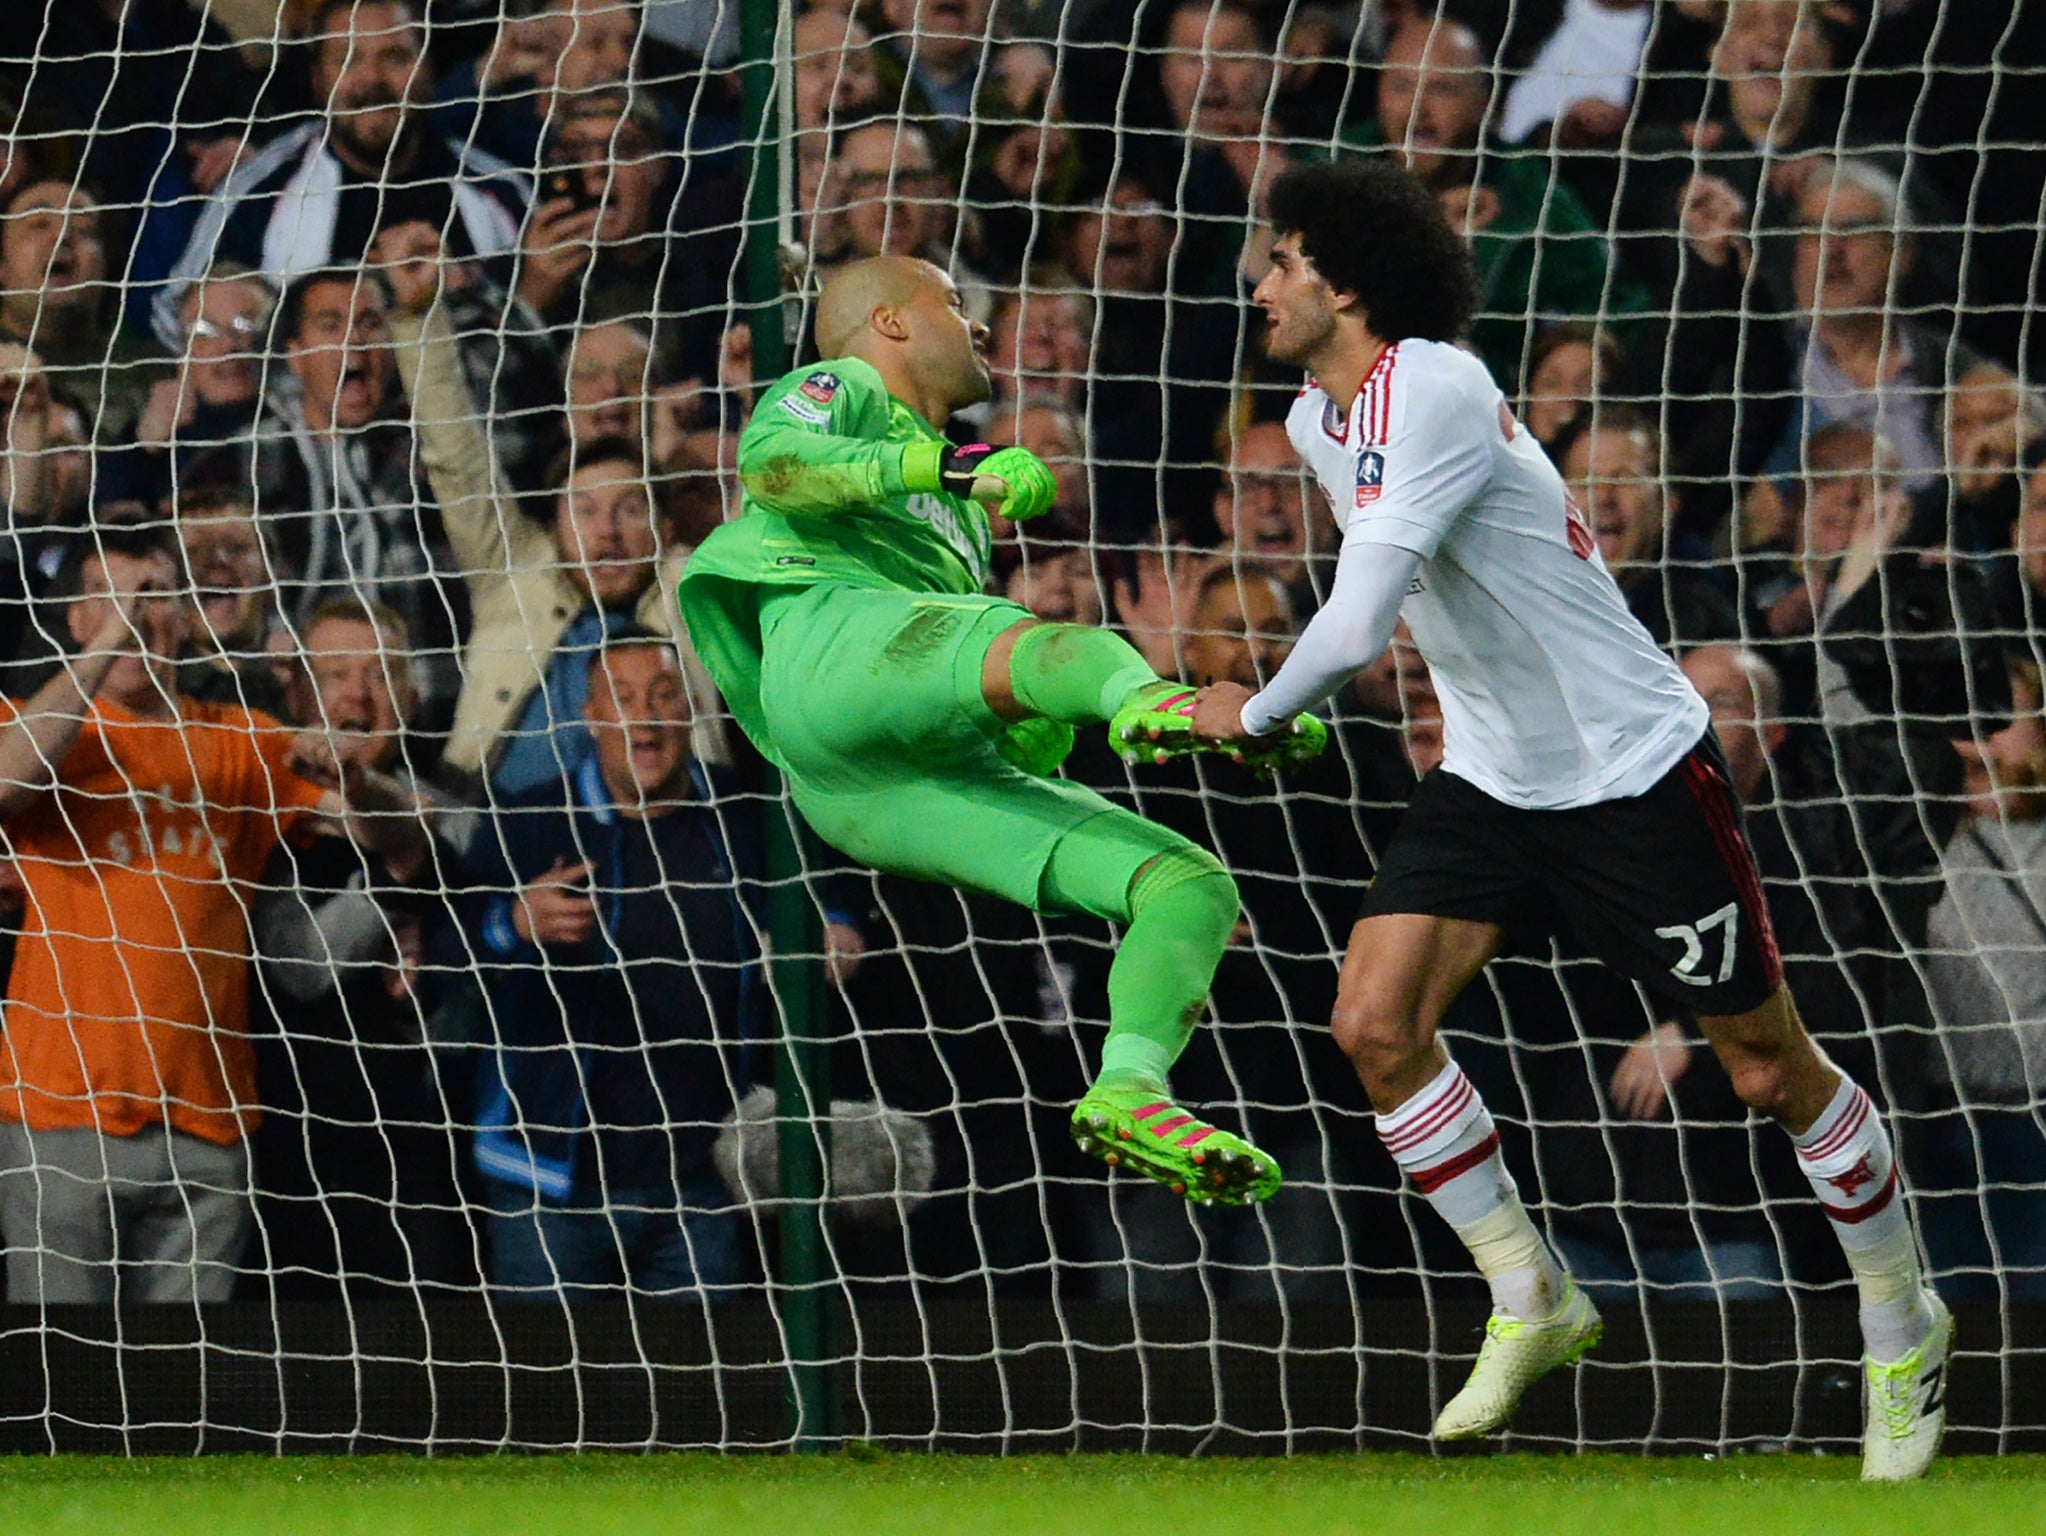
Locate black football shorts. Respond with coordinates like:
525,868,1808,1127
1359,731,1784,1016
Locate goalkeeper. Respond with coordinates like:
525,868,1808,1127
678,255,1325,1206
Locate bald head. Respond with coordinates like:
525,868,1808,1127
1379,18,1490,180
815,255,946,360
812,255,992,425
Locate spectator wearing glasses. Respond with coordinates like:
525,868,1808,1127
1760,159,1980,495
1210,419,1330,614
126,264,276,505
810,121,991,319
155,0,527,352
250,267,465,733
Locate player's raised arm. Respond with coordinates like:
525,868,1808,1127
736,363,919,517
739,361,1053,522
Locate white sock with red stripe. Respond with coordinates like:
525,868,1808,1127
1378,1058,1564,1319
1792,1074,1933,1359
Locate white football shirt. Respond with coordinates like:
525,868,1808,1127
1271,338,1707,809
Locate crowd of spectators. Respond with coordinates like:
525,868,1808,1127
0,0,2042,1311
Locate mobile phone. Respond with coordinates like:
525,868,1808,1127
543,157,599,211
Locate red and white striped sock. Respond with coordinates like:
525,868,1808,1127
1378,1058,1562,1318
1792,1075,1931,1358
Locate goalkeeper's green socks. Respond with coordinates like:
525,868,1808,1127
1005,622,1159,726
1046,824,1281,1203
1041,823,1238,1090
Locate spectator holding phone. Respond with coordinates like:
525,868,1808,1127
515,89,742,387
155,0,527,351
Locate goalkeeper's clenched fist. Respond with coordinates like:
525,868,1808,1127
901,440,1058,522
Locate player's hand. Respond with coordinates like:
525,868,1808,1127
940,444,1058,521
513,857,599,947
1190,681,1258,745
1610,1021,1692,1120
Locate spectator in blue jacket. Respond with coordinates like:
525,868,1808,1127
463,628,762,1298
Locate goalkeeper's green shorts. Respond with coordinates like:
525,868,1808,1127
757,582,1123,910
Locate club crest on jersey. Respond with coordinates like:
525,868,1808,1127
1355,450,1385,507
799,371,841,404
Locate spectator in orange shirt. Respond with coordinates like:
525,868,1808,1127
0,523,426,1304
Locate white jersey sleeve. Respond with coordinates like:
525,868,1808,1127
1240,538,1418,735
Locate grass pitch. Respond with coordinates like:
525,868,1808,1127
2,1450,2042,1535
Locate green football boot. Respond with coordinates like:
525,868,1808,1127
1070,1083,1283,1206
1108,681,1206,765
1108,681,1328,776
1228,711,1329,778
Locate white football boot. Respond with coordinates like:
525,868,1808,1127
1862,1289,1954,1482
1433,1277,1603,1440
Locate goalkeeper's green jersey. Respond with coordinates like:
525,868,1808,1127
676,356,995,755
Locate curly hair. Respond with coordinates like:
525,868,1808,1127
1265,159,1479,344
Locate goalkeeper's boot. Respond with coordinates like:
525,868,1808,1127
1109,681,1329,774
1070,1084,1282,1206
1862,1289,1953,1482
1432,1278,1603,1440
1109,682,1207,765
1226,711,1329,778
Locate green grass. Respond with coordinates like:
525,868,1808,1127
3,1452,2045,1536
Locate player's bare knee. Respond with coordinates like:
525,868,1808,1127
1330,989,1428,1081
1705,991,1826,1122
1724,1050,1797,1120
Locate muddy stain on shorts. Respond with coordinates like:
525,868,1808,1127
881,604,960,665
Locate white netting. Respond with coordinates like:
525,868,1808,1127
0,0,2039,1454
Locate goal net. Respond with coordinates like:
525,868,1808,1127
0,0,2040,1455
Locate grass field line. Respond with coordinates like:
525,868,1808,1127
4,1451,2046,1536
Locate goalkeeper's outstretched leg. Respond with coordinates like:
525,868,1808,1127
984,618,1327,779
1038,815,1282,1207
756,585,1294,1205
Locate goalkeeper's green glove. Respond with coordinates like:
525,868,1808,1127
900,440,1058,522
995,716,1076,778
